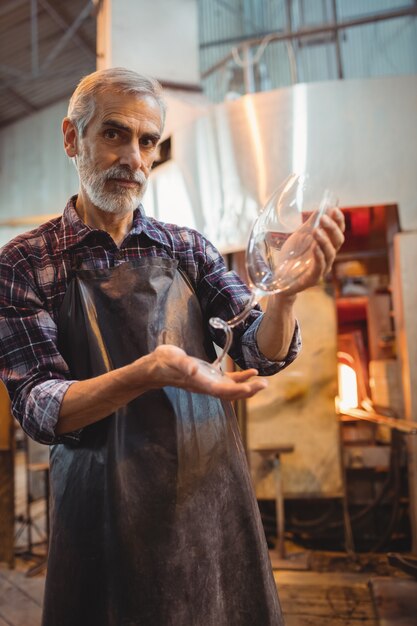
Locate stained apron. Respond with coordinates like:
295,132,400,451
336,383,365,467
42,257,284,626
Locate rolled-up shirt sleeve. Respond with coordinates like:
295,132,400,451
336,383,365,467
0,257,78,445
241,316,301,375
23,379,78,444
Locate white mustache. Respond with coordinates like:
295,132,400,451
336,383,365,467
104,166,147,185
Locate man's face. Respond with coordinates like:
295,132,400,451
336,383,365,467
75,92,162,215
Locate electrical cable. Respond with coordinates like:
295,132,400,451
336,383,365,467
284,500,338,529
286,427,406,551
367,429,403,552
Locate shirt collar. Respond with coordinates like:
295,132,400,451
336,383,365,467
56,196,166,251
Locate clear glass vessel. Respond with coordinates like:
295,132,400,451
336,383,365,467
196,173,338,380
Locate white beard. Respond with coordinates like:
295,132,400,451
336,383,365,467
76,153,148,214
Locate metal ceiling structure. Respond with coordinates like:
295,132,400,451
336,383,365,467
1,0,416,129
0,0,97,128
199,0,417,101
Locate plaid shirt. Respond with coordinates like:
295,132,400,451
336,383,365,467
0,197,300,445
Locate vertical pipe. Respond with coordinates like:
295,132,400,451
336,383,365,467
407,434,417,553
273,455,286,559
30,0,39,76
242,44,255,93
338,418,355,556
96,0,111,70
331,0,344,79
392,231,417,554
24,436,33,552
285,0,298,84
284,0,292,32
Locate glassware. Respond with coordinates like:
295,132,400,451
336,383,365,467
195,173,338,380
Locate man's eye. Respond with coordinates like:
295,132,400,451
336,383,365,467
104,129,119,139
140,137,156,148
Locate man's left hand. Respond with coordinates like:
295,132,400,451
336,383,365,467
280,206,345,296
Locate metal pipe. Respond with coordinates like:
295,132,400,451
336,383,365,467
0,64,27,79
407,435,417,553
30,0,39,76
336,248,388,261
41,0,93,72
38,0,96,60
0,67,92,95
284,0,298,84
331,0,344,79
0,0,27,18
5,86,38,112
201,6,417,78
242,45,255,94
341,407,417,434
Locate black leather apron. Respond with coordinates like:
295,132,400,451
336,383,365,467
42,257,283,626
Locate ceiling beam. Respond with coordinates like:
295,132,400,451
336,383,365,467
0,87,76,129
0,65,27,79
3,84,39,112
0,67,92,93
38,0,96,60
0,0,27,19
31,0,40,75
40,0,95,71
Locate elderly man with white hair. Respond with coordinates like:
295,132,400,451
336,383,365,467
0,67,344,626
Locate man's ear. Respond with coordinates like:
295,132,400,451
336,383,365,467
62,117,79,158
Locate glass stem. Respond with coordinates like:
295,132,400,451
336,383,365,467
209,291,259,369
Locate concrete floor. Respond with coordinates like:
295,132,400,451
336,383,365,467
2,449,414,625
0,561,380,626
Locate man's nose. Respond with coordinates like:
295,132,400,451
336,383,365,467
119,141,142,170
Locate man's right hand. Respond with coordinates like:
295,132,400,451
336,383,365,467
56,344,267,436
139,344,268,401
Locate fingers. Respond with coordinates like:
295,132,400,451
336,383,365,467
208,376,268,400
312,242,328,276
319,213,345,249
226,369,259,382
187,364,268,400
314,227,335,274
328,207,346,233
313,210,345,274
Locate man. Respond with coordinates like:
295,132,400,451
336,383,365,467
0,68,344,625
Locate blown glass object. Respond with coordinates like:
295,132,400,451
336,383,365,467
195,173,338,380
